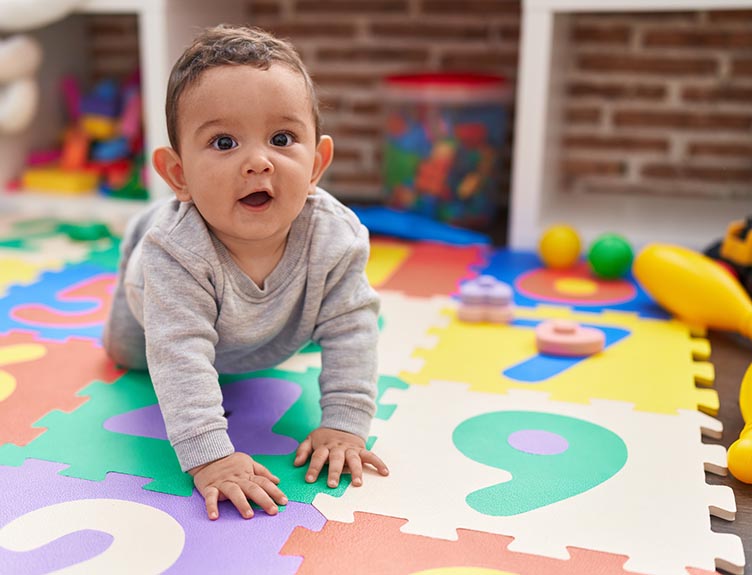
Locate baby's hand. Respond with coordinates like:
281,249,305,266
294,427,389,488
189,452,288,520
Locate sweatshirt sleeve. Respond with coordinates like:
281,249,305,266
311,223,380,440
135,233,234,471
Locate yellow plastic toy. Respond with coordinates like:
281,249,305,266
728,363,752,484
538,225,581,270
633,243,752,340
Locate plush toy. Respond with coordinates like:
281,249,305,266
0,0,84,183
0,34,42,134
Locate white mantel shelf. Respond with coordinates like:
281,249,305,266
508,0,752,250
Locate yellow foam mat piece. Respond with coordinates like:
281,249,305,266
400,305,718,415
0,257,50,298
366,243,412,287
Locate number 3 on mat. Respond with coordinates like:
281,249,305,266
453,411,628,516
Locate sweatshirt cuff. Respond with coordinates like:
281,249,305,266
320,404,373,440
173,428,235,472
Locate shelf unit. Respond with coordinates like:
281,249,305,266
0,0,247,218
509,0,752,250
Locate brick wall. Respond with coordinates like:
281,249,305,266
245,0,520,203
85,4,752,207
562,10,752,201
85,15,140,82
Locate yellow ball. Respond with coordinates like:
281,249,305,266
538,225,581,269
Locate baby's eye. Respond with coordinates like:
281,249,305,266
270,132,295,147
211,135,237,150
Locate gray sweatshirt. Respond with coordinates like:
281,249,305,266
103,188,380,471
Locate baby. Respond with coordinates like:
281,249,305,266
103,24,387,520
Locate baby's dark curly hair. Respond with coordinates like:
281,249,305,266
165,24,321,151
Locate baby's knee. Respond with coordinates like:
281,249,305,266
102,337,147,371
102,320,147,370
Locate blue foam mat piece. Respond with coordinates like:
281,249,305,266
351,205,491,246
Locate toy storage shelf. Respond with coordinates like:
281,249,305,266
509,0,752,251
0,0,247,218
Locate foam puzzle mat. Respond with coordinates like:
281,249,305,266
0,214,746,574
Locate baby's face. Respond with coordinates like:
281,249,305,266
174,64,322,249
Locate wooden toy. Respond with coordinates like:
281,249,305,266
538,224,581,270
26,149,61,166
458,274,514,323
535,319,605,357
60,75,80,122
80,79,120,118
60,128,89,170
120,89,142,142
22,168,97,194
80,115,118,140
588,233,633,279
728,363,752,484
633,243,752,340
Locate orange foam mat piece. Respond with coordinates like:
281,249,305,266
375,239,487,298
281,512,718,575
0,331,123,446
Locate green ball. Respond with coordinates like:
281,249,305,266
588,233,633,279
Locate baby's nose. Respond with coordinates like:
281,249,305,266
244,151,273,174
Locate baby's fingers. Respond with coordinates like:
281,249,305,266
203,486,220,520
361,450,390,476
346,449,364,487
222,482,255,519
326,449,346,488
242,481,280,516
252,475,288,508
294,437,313,467
252,460,281,484
305,447,330,483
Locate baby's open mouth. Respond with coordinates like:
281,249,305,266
240,191,271,207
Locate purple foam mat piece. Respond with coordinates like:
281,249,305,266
103,377,301,455
0,531,113,575
0,459,326,574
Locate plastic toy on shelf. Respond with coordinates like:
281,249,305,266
728,363,752,484
457,275,513,323
19,74,148,200
535,319,605,357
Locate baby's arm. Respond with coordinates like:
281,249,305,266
301,224,388,486
137,236,286,517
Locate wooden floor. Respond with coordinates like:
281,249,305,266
706,331,751,575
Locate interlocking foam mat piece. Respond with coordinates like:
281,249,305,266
0,220,745,574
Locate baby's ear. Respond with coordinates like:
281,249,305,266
309,135,334,193
153,147,190,201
